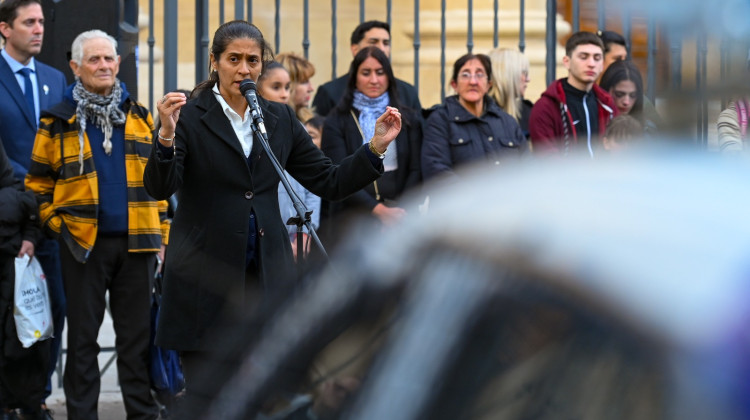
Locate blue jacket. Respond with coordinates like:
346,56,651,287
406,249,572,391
422,95,528,181
0,54,67,181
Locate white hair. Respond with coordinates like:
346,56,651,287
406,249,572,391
70,29,118,65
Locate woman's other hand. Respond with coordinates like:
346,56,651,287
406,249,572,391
372,203,406,226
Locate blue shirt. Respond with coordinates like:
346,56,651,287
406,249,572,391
64,83,130,235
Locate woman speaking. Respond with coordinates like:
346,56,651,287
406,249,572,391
143,20,401,408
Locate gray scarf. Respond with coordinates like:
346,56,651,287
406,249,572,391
72,79,126,174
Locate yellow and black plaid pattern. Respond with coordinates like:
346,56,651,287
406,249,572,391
26,100,170,263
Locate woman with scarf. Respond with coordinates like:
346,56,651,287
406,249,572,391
320,46,422,242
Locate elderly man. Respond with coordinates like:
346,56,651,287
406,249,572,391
25,30,169,420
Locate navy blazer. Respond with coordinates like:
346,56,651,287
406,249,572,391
0,55,67,180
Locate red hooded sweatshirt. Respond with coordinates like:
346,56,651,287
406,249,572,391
529,78,617,155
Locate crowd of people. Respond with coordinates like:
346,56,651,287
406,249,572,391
0,0,745,418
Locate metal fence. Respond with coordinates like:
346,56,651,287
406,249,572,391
141,0,750,148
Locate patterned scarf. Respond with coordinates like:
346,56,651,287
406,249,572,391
72,79,126,174
352,90,389,144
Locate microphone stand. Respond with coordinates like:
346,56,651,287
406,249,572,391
248,119,329,273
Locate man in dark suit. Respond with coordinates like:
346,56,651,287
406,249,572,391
0,1,67,418
312,20,422,116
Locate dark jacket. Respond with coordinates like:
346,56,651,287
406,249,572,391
313,74,422,117
143,88,382,351
529,79,617,155
520,98,534,139
0,141,47,414
0,140,38,256
321,106,422,213
421,95,528,181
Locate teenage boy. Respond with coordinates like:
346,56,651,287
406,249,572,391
530,31,617,156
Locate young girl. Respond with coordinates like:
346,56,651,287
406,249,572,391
276,52,316,122
257,61,291,104
602,115,643,153
304,115,325,149
276,115,326,260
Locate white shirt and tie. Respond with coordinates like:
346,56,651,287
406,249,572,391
1,48,40,125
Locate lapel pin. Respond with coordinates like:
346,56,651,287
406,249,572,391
43,85,49,95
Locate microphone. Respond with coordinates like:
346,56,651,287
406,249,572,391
239,79,266,135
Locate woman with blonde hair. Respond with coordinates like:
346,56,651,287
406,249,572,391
488,48,534,138
276,52,316,122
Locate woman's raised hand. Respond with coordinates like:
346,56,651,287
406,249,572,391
370,106,402,154
157,92,188,142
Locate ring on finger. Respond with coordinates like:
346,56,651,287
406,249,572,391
161,96,168,105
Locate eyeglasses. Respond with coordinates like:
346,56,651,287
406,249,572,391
458,71,487,82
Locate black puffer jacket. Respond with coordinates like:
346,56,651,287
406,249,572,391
0,141,38,256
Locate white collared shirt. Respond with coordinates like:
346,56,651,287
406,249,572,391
212,84,253,157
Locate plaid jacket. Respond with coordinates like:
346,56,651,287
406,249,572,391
25,97,170,263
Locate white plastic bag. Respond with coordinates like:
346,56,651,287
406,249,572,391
13,255,53,348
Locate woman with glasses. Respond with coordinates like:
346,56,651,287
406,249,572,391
422,53,528,181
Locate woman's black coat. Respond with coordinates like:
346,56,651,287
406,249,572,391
144,88,381,351
321,106,422,214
